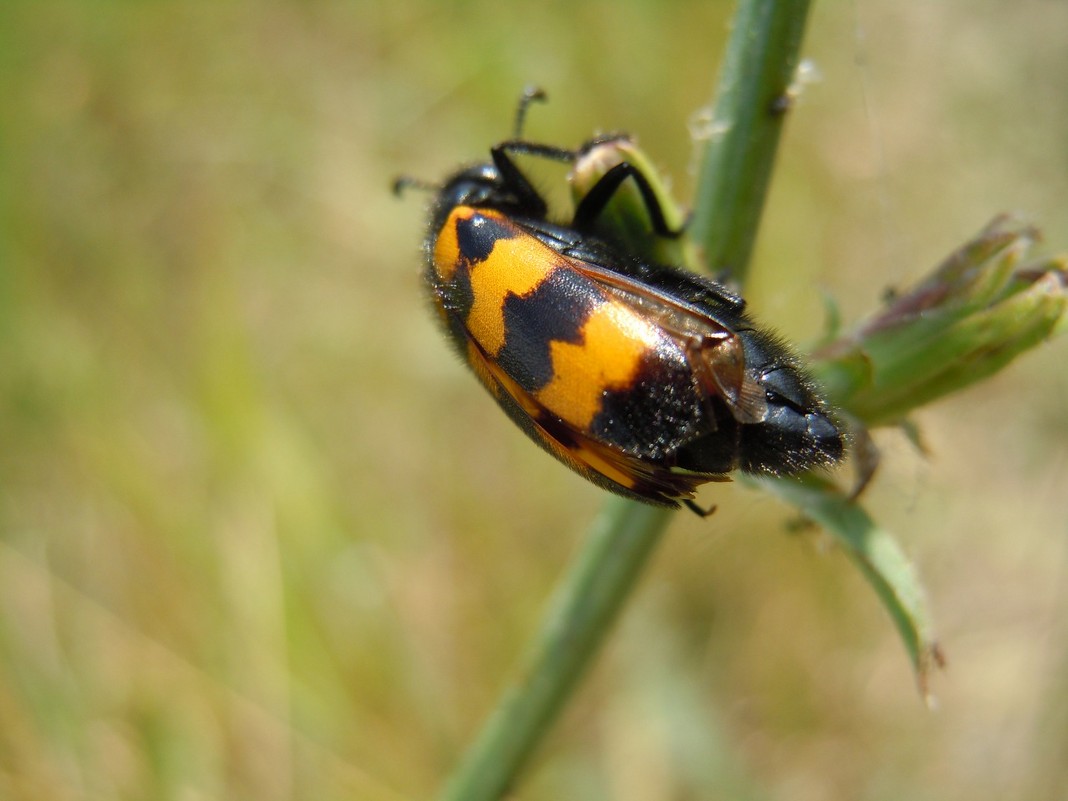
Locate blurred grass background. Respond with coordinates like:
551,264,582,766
1,2,1066,800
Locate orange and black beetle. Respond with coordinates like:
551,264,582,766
396,90,844,512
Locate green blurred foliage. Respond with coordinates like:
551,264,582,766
1,2,1066,800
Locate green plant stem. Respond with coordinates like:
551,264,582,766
435,2,813,799
690,0,812,284
436,499,672,801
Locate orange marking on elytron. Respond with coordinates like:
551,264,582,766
465,341,504,402
535,300,664,428
476,347,635,487
463,214,559,356
432,210,464,282
571,442,639,489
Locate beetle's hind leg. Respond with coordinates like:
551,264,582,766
683,498,717,518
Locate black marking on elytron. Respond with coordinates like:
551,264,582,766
589,345,704,459
442,304,475,359
496,268,598,392
455,212,518,264
430,248,476,323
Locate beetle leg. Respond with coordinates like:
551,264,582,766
683,498,717,517
572,161,685,239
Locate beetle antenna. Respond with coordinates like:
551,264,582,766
513,85,548,139
392,175,437,197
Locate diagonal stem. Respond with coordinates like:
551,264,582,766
436,499,671,801
435,2,813,799
690,0,812,285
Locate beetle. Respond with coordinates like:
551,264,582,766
395,89,844,513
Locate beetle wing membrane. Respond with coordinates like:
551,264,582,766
688,336,769,425
572,261,769,426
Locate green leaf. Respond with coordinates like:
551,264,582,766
752,475,945,702
814,218,1067,426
